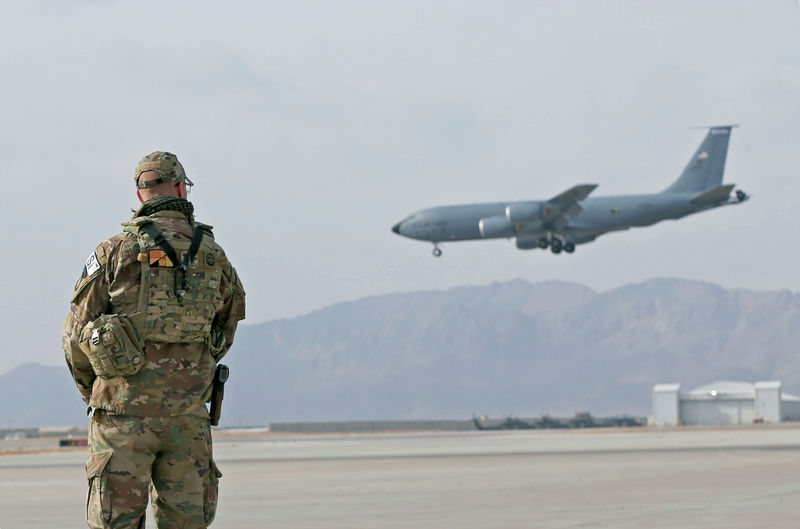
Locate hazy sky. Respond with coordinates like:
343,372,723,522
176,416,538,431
1,1,798,371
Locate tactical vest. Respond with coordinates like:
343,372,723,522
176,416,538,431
122,216,224,343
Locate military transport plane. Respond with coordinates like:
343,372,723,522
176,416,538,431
392,125,748,257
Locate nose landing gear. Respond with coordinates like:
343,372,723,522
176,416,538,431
432,244,442,257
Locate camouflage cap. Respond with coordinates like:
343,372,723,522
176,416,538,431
134,151,194,189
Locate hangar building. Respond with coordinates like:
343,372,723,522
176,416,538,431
652,381,800,426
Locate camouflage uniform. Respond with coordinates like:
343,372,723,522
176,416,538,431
62,152,245,529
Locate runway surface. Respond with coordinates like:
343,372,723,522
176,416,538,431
2,425,800,528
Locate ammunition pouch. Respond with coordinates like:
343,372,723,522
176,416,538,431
80,313,146,379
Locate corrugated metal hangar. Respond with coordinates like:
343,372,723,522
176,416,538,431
653,381,800,426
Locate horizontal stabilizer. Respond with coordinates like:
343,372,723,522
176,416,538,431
689,184,735,206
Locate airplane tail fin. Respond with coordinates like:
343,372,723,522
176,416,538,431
663,125,736,193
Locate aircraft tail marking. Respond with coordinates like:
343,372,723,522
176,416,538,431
664,125,736,193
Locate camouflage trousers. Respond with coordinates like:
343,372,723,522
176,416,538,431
86,412,222,529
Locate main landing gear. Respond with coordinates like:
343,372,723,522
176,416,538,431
539,236,575,255
432,244,442,258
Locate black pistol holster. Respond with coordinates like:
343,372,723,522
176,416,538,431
210,364,229,426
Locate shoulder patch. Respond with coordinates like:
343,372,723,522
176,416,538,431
72,246,108,301
85,251,101,276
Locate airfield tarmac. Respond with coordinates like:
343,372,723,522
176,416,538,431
2,426,800,528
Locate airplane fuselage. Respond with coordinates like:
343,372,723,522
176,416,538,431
391,126,748,256
394,192,716,243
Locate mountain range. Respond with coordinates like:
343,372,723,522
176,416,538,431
4,278,800,427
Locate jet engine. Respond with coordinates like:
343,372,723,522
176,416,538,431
505,203,541,226
478,216,515,238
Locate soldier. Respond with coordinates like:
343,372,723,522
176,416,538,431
62,152,246,528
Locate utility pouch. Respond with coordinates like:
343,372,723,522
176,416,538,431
79,313,146,379
209,325,226,357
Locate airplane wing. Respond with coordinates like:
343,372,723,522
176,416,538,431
542,184,598,219
547,184,598,205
